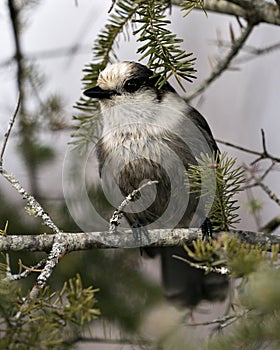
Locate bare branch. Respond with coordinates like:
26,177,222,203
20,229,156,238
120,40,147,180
217,40,280,64
185,310,249,327
109,180,158,232
261,215,280,234
186,23,254,101
0,101,65,305
216,132,280,164
0,168,60,234
5,258,47,281
0,95,20,164
249,173,280,206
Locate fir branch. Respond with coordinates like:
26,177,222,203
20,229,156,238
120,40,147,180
181,0,207,17
73,0,141,150
187,152,246,231
134,0,197,90
83,0,140,87
0,274,99,347
212,153,246,230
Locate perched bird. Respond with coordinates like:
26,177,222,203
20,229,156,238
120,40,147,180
84,61,228,307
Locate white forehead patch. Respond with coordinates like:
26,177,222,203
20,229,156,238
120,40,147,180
97,62,133,90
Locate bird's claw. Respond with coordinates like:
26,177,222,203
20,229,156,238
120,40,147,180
131,221,150,246
200,217,213,241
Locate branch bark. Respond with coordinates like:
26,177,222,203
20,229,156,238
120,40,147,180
0,229,279,253
172,0,280,26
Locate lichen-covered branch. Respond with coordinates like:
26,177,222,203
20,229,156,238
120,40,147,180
0,229,279,253
0,95,20,163
172,0,280,26
0,168,61,234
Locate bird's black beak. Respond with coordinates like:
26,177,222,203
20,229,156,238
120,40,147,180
83,86,116,99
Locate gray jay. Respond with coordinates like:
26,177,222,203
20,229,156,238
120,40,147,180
84,61,228,307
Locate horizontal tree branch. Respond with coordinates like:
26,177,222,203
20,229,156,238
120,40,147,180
172,0,280,26
0,228,278,253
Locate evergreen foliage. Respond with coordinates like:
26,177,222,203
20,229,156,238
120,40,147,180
0,266,99,350
206,240,280,350
187,152,246,231
73,0,199,151
4,1,280,349
181,0,207,17
73,0,141,152
134,0,196,89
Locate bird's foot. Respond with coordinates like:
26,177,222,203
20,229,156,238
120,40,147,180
200,217,213,241
131,221,150,247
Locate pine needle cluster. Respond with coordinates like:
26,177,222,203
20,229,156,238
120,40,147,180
187,152,246,231
73,0,140,152
134,0,197,90
180,0,207,17
182,236,280,349
0,268,100,350
73,0,201,150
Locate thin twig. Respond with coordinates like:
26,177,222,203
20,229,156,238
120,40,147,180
217,139,264,157
18,261,43,273
251,175,280,206
261,215,280,234
109,180,158,232
186,23,254,101
259,162,276,182
173,254,231,275
0,169,60,234
209,39,280,64
0,102,65,308
245,164,280,207
216,134,280,164
185,311,248,327
5,258,47,281
0,95,20,164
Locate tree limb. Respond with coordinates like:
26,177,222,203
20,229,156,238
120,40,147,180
172,0,280,26
261,215,280,234
216,131,280,164
0,229,278,253
186,22,254,101
0,95,20,164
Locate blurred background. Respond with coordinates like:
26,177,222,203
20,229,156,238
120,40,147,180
0,0,280,348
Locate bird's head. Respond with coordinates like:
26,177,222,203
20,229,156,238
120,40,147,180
83,61,175,107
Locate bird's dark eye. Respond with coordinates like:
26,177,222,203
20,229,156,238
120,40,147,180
123,79,141,93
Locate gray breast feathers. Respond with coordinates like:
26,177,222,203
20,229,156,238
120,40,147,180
96,123,210,229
